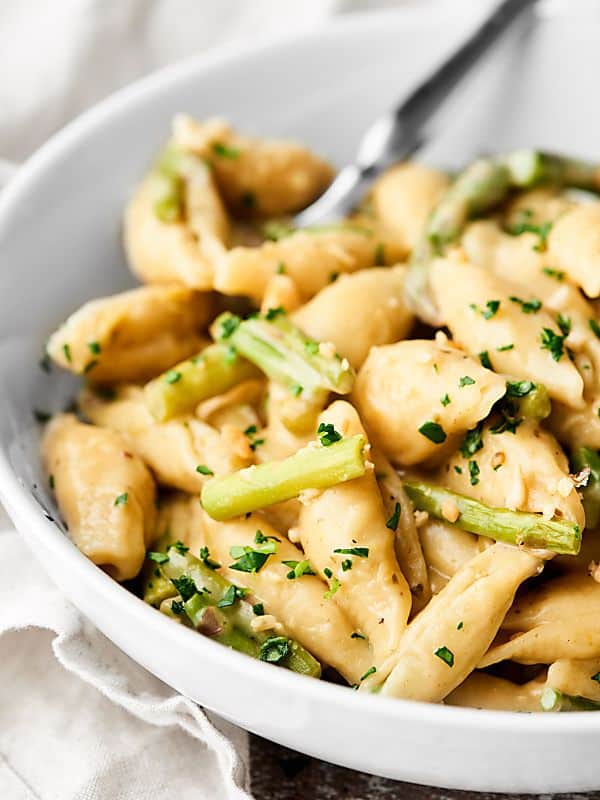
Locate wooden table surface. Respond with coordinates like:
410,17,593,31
249,735,600,799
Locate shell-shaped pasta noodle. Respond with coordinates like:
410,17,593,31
445,671,545,712
200,510,372,683
195,379,264,434
124,164,228,287
503,188,574,229
430,257,585,408
353,337,506,466
297,401,411,663
79,385,252,492
214,226,404,303
418,518,490,585
547,658,600,702
47,285,212,384
372,449,431,610
42,414,156,581
371,162,449,252
375,544,542,702
172,114,334,217
439,420,584,527
292,267,413,369
548,204,600,298
480,574,600,666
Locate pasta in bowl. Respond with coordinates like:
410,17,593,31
39,114,600,714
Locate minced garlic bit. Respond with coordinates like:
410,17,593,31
573,466,591,489
440,499,460,523
250,614,282,633
556,476,575,498
414,510,429,528
318,341,337,359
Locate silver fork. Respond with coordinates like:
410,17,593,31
294,0,537,228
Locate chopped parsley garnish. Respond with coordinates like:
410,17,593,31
259,636,290,664
497,344,514,352
434,646,454,667
351,632,366,640
252,603,265,616
329,271,339,283
305,340,319,355
254,530,281,544
457,621,464,630
324,576,340,599
478,350,492,369
323,567,333,579
460,422,483,458
244,425,265,451
220,315,241,339
459,376,475,387
114,492,128,506
470,300,500,319
169,540,189,554
244,424,257,436
374,242,385,266
148,551,169,564
454,465,463,474
334,547,369,558
229,541,277,573
164,370,182,384
62,343,72,363
591,672,600,684
291,384,303,397
224,345,237,364
196,464,214,475
83,359,98,374
557,313,571,337
506,380,534,397
171,574,198,602
589,319,600,340
265,306,285,321
385,502,401,531
48,474,55,490
171,600,185,616
87,341,101,355
440,393,451,406
33,409,51,423
341,559,353,572
217,584,247,608
418,421,446,444
507,218,552,251
282,559,315,579
360,666,377,682
540,327,565,361
509,295,542,314
468,460,480,486
199,546,220,570
276,262,286,274
317,422,342,447
542,267,565,281
212,141,240,159
490,404,521,435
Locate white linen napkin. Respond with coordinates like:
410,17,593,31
0,524,252,800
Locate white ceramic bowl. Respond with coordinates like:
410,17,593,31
1,3,600,793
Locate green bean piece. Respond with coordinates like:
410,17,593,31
211,311,355,399
541,687,600,712
144,342,261,422
201,435,366,521
157,549,321,677
404,481,581,556
572,447,600,529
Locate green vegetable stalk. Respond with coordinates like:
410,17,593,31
541,687,600,712
406,150,600,325
154,548,321,677
201,434,366,521
144,343,260,422
211,311,355,400
404,481,581,555
571,447,600,529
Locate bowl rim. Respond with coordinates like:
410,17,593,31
0,1,598,735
